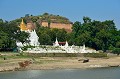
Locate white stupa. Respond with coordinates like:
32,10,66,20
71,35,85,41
16,41,23,47
29,30,40,46
64,41,68,48
53,37,59,46
81,44,86,53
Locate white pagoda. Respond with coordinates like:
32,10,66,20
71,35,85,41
29,30,39,46
64,41,68,48
53,37,59,46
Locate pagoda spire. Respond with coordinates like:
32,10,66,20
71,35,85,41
20,19,27,31
22,19,24,24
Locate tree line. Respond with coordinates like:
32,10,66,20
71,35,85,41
0,16,120,53
71,17,120,52
36,16,120,52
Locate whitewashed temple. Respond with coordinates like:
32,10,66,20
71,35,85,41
25,37,97,53
16,19,97,53
16,19,39,47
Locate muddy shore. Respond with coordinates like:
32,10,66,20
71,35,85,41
0,57,120,72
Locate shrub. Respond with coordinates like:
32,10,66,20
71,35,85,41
21,45,35,51
84,53,107,58
27,53,107,58
112,48,120,55
27,53,79,57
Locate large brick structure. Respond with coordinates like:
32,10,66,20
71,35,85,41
41,21,72,32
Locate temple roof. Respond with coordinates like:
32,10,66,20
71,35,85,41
20,19,28,31
20,19,36,31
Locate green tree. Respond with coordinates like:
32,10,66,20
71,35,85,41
75,31,91,46
72,21,81,38
0,31,9,48
56,29,67,42
83,16,91,23
16,31,29,44
0,19,29,50
38,33,52,45
47,18,51,28
95,30,112,51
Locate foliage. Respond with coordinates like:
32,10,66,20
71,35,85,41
12,13,72,25
21,45,35,51
72,21,81,38
0,13,120,52
28,53,79,57
84,53,107,58
37,27,67,45
40,13,72,24
71,16,119,52
0,19,29,51
27,53,107,57
112,48,120,55
16,31,29,44
0,31,9,48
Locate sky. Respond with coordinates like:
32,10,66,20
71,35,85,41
0,0,120,29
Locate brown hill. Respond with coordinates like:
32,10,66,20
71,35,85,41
39,13,72,32
13,13,73,32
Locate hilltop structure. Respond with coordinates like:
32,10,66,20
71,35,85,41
41,21,72,32
38,13,73,32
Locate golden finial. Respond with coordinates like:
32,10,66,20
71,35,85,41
20,19,28,31
22,19,24,24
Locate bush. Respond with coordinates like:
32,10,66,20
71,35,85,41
27,53,79,57
27,53,107,58
112,48,120,55
84,53,107,58
21,45,35,51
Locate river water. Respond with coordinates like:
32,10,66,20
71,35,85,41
0,67,120,79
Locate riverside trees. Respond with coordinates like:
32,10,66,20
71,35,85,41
71,17,120,52
0,19,29,51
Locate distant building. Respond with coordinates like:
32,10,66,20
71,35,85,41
41,21,72,32
20,19,36,31
53,38,68,47
27,22,36,31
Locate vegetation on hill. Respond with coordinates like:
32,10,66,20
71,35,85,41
12,13,72,25
39,13,72,24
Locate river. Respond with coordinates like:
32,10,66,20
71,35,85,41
0,67,120,79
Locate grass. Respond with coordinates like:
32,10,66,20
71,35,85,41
0,52,63,65
84,53,107,58
34,59,63,64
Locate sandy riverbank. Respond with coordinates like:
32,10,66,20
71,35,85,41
0,56,120,72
